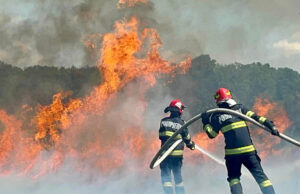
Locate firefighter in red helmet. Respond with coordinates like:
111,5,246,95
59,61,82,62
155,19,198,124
201,88,278,194
159,99,195,194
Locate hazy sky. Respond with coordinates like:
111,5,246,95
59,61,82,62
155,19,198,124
0,0,300,72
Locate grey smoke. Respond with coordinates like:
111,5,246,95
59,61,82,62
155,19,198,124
1,0,300,71
1,1,300,193
0,78,299,194
1,155,299,194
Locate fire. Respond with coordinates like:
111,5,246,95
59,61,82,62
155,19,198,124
0,110,22,174
0,110,43,176
193,132,222,153
34,92,83,149
0,0,291,181
251,98,292,158
83,17,191,114
0,14,191,178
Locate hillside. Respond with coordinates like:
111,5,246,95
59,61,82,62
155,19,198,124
1,55,299,136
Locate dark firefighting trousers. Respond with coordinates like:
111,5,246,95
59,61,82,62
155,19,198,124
160,157,185,194
226,153,275,194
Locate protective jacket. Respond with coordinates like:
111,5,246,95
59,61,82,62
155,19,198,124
203,102,276,194
159,111,192,194
203,103,274,156
159,112,192,158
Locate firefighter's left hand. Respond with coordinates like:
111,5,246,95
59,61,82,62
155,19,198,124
187,141,195,150
271,126,279,136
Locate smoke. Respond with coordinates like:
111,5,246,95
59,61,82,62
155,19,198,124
0,1,300,193
1,0,300,71
0,74,299,193
1,153,299,193
0,0,159,67
150,0,300,71
0,0,114,67
0,80,182,194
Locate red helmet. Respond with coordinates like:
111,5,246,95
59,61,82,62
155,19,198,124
215,88,232,103
165,99,186,114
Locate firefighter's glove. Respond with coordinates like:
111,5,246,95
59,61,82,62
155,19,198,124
201,112,210,125
187,141,195,150
268,120,279,136
270,126,279,136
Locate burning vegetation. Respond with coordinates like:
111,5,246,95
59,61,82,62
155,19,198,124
0,5,191,178
0,0,296,187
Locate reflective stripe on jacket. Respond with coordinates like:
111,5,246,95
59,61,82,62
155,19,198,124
159,114,192,158
204,104,260,155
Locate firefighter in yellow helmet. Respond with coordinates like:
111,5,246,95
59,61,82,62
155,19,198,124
159,99,195,194
201,88,278,194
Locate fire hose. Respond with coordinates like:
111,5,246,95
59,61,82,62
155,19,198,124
150,139,225,168
150,108,300,169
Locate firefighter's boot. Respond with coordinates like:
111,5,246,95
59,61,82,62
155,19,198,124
261,185,275,194
175,182,185,194
162,181,173,194
229,178,243,194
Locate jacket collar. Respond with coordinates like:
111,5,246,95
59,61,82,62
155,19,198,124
217,99,237,108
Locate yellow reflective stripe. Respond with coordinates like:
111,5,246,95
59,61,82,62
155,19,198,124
225,145,255,155
163,182,173,187
183,134,191,140
159,131,174,136
229,178,240,187
259,117,267,124
221,121,247,133
204,124,218,137
246,111,255,117
175,182,184,187
260,180,272,188
170,150,183,156
159,131,182,139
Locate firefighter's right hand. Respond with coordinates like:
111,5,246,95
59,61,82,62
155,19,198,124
187,141,195,150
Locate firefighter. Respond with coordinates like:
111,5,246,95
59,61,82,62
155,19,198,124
201,88,278,194
159,99,195,194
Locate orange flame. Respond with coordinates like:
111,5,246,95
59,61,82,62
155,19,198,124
84,17,190,114
0,110,44,176
34,92,83,148
0,16,191,178
251,98,292,158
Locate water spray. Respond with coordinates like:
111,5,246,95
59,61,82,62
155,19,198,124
150,108,300,169
150,139,225,169
194,144,225,165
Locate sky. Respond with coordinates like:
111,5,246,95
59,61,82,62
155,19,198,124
0,0,300,72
